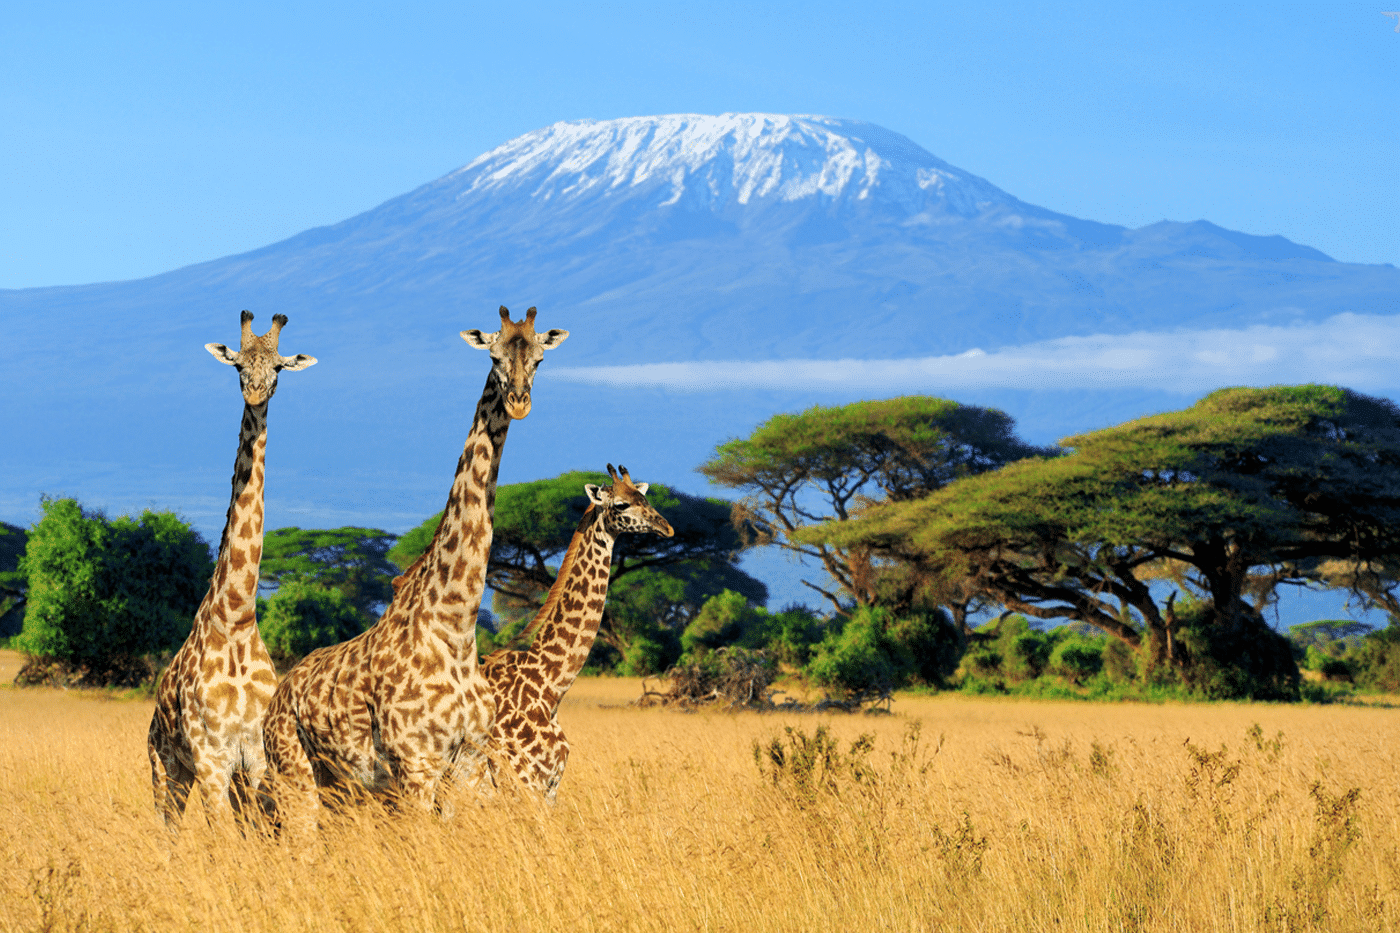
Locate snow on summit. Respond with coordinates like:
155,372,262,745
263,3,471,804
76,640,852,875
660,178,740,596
442,114,1016,216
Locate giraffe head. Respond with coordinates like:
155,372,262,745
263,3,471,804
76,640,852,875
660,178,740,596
460,306,569,419
205,311,317,405
584,465,676,539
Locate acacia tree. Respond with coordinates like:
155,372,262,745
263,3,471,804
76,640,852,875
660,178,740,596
260,526,399,625
801,386,1400,699
388,470,764,663
699,396,1052,621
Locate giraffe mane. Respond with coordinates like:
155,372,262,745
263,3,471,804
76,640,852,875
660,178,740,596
502,504,600,650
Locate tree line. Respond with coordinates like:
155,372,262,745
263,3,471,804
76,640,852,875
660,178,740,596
9,384,1400,699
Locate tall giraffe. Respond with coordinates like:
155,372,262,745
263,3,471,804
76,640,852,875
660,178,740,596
147,311,316,826
478,465,673,803
262,306,567,826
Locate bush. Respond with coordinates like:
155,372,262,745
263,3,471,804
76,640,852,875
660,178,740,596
806,608,901,699
619,633,677,677
680,589,766,656
1049,639,1104,684
258,578,366,666
1348,625,1400,692
1102,638,1137,683
749,604,828,668
1169,599,1300,701
17,498,212,684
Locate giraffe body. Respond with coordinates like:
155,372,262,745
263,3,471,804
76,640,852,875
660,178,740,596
262,308,567,826
480,465,673,802
147,312,316,826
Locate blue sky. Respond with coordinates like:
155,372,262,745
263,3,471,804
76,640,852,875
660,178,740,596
4,1,1398,289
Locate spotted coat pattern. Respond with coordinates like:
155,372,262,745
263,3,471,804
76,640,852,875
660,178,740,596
479,465,673,802
147,311,316,826
262,308,567,827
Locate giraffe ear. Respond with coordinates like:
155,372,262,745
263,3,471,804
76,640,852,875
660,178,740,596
461,329,498,350
279,354,318,372
536,329,569,350
206,343,239,366
584,484,607,506
634,483,649,496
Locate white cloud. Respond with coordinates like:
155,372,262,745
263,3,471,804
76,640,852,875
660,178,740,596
546,313,1400,394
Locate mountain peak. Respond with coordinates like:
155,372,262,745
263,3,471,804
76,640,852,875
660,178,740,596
435,113,1017,218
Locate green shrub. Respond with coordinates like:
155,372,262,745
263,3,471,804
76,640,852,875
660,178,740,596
1348,625,1400,692
805,608,902,698
1007,630,1053,681
747,604,827,668
681,589,766,656
802,606,955,696
17,498,212,684
1049,639,1104,684
619,633,676,677
1102,638,1137,683
258,578,366,666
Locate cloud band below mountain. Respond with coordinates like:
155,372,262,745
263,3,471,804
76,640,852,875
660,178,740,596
547,313,1400,394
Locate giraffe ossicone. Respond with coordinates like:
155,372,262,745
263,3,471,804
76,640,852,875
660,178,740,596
147,311,316,828
476,463,673,803
262,306,567,830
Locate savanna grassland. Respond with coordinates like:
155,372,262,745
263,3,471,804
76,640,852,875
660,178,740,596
3,660,1399,933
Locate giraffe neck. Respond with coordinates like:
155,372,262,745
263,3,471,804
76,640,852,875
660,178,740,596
200,401,268,633
402,371,510,647
519,507,616,710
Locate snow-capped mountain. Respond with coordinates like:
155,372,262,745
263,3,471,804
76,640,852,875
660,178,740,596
440,114,1018,216
2,113,1398,553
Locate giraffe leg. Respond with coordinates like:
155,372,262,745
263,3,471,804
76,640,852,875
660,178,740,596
395,756,446,815
263,697,321,839
236,747,274,829
147,718,193,828
192,748,237,822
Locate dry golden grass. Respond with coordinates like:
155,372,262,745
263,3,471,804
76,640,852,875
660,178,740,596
3,670,1400,932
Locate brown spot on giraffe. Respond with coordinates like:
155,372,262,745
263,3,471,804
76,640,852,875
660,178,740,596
472,465,673,803
147,311,315,829
263,307,568,829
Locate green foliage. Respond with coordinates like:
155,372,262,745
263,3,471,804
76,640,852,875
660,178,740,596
617,632,678,677
700,396,1050,613
392,470,763,675
1346,625,1400,692
681,589,767,655
257,578,367,666
805,385,1400,698
0,521,28,638
261,526,398,625
1170,604,1300,701
1049,640,1104,684
804,605,959,698
16,498,212,677
1288,619,1373,651
747,604,828,668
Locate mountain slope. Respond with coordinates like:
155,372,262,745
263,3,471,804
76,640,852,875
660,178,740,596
2,112,1398,550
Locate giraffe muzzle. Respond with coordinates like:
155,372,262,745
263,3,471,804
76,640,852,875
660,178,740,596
505,390,532,418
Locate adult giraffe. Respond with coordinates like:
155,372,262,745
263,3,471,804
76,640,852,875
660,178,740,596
478,465,673,803
262,307,566,827
147,311,316,826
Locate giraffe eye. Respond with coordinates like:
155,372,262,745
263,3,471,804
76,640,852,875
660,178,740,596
611,501,628,511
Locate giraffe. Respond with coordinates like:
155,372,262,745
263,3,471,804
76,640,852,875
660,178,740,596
477,464,673,803
147,311,317,826
262,306,567,828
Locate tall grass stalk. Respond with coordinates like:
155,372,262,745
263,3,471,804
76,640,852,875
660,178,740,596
2,681,1399,931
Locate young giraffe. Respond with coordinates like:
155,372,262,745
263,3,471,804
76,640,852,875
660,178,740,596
262,306,567,827
477,465,673,803
147,311,316,826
